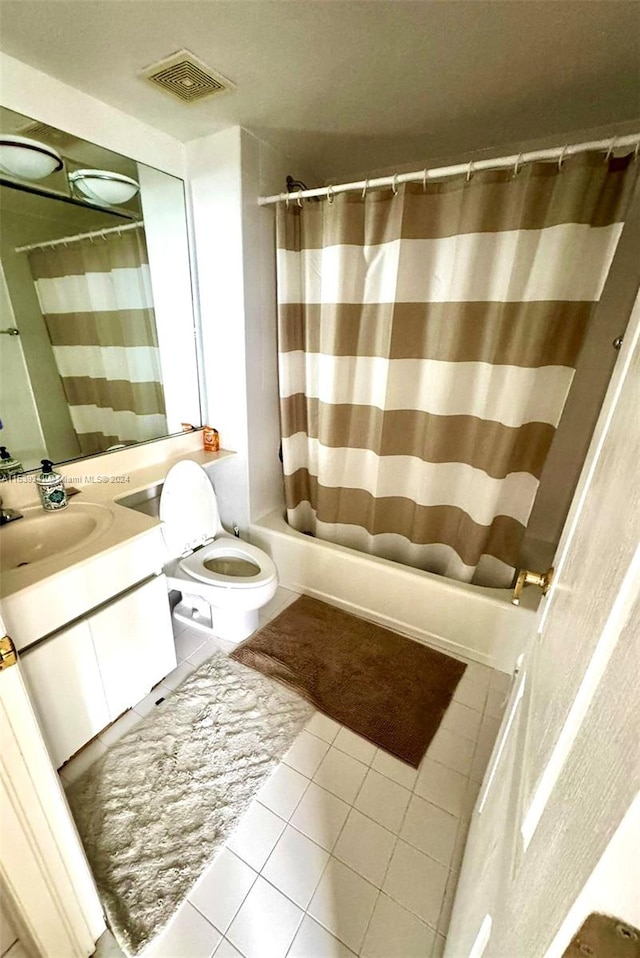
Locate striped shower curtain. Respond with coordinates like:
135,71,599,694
28,229,167,455
276,153,637,587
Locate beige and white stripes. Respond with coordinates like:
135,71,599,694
276,154,637,587
28,230,167,455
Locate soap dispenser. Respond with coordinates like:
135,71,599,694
0,446,23,479
36,460,68,511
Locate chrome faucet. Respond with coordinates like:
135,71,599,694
0,497,23,525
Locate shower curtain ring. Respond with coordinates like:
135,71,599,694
326,185,335,204
558,145,568,170
392,174,399,195
513,153,523,177
635,142,640,162
362,178,369,200
422,169,428,191
285,193,290,209
296,191,304,208
466,161,474,182
605,136,617,162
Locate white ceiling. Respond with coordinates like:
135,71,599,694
0,1,639,180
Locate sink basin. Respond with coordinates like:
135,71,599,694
0,502,115,572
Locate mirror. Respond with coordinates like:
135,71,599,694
0,108,202,473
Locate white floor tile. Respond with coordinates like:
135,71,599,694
459,778,481,824
144,901,221,958
383,839,448,927
313,747,368,804
470,717,501,783
452,666,490,713
283,730,330,777
287,914,356,958
307,859,378,953
305,712,341,744
132,683,172,718
262,824,329,908
332,808,396,887
214,939,244,958
98,709,143,748
189,849,257,933
432,932,447,958
175,628,207,662
414,758,469,818
187,638,224,669
162,659,197,691
438,871,459,935
484,686,508,721
360,892,436,958
370,750,418,790
226,801,286,871
226,876,303,958
354,769,411,834
332,727,377,765
426,727,475,777
400,795,458,867
290,783,350,851
440,701,482,743
59,738,108,786
489,668,512,695
257,763,309,820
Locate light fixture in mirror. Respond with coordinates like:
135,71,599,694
69,169,140,206
0,107,202,474
0,135,63,180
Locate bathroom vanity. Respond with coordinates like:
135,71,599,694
0,435,234,770
20,576,175,768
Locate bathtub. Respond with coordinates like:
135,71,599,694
250,509,540,674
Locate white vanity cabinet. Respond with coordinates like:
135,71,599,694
20,575,177,769
20,620,111,769
89,574,176,721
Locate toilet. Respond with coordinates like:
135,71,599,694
159,460,278,645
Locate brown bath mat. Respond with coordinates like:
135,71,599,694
231,595,466,767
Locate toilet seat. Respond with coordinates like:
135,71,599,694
159,459,277,593
180,537,277,589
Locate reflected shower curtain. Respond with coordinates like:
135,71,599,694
276,153,637,587
28,229,167,455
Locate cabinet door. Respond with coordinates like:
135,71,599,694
89,575,177,721
20,621,110,768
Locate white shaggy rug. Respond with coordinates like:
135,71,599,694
67,650,313,956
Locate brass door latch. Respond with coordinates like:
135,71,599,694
0,635,18,670
512,567,554,606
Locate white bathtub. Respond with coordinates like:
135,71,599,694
250,509,540,674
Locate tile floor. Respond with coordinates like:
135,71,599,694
63,588,510,958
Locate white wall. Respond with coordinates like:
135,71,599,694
185,127,251,532
0,52,185,176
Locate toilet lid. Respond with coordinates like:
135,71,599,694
159,460,222,556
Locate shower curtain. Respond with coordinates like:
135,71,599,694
276,153,637,587
28,229,167,455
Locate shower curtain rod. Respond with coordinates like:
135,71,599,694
15,219,144,254
258,133,640,206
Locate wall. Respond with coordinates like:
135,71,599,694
0,52,185,177
185,126,317,534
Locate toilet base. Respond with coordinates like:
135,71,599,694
173,595,259,646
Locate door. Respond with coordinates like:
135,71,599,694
446,289,640,956
0,618,105,958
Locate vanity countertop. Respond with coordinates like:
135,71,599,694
0,447,234,600
0,446,234,648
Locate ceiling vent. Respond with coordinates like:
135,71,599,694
141,49,235,103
